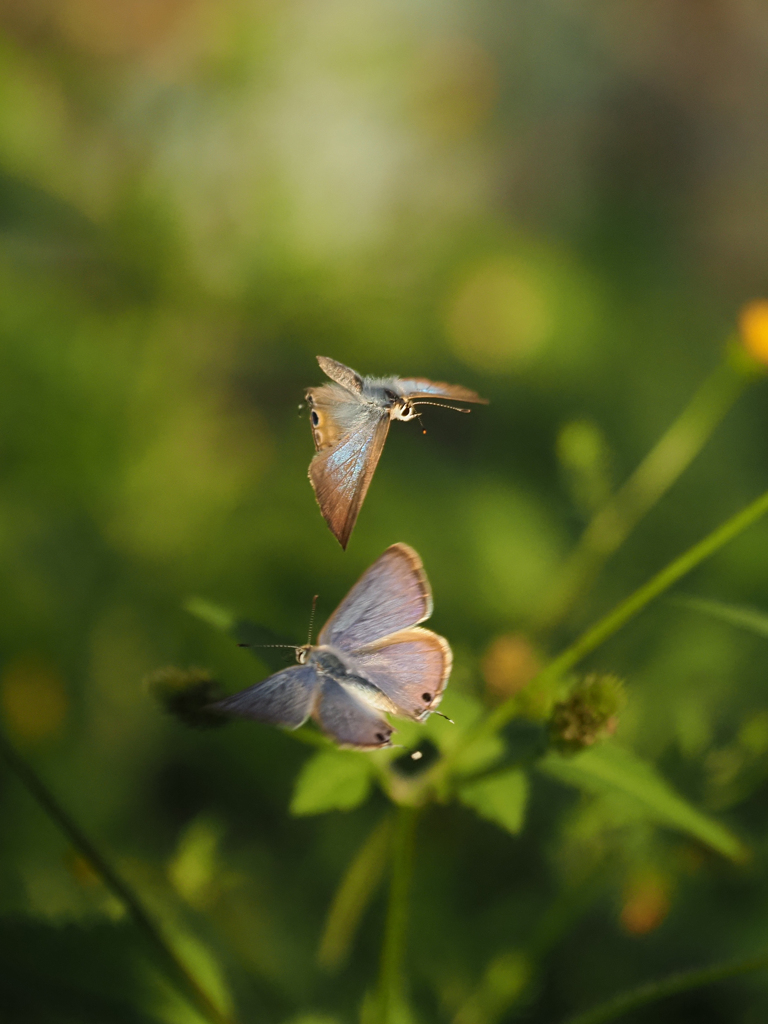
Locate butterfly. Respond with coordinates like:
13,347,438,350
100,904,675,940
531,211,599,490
306,356,488,549
210,543,452,750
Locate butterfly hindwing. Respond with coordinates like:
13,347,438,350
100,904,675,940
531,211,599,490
211,665,319,729
350,627,452,721
314,677,394,749
318,543,432,651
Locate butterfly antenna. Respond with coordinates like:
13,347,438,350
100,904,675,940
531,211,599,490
433,711,455,723
237,643,299,650
412,400,471,414
416,412,427,436
307,594,319,647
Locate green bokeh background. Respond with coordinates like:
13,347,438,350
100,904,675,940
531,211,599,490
2,2,768,1022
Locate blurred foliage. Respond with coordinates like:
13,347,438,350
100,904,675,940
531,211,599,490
3,1,768,1023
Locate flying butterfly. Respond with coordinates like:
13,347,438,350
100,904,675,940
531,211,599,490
210,544,452,750
306,356,488,549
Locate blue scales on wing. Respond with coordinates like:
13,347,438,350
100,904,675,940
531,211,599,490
315,677,394,749
211,665,319,729
351,627,452,720
318,543,433,652
395,378,488,404
307,412,390,550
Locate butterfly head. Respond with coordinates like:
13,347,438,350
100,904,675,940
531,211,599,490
295,644,312,665
388,393,419,422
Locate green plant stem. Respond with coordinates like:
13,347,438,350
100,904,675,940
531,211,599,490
0,729,237,1024
534,357,750,632
318,813,393,971
561,949,768,1024
492,484,768,731
378,805,419,1024
428,485,768,790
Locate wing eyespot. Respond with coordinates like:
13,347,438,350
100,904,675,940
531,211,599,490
310,410,320,427
375,731,387,743
421,692,432,702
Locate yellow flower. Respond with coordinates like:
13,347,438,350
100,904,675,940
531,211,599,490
739,300,768,364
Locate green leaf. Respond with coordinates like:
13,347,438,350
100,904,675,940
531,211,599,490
673,595,768,640
426,689,505,776
459,769,529,835
290,749,373,816
184,596,235,633
283,1016,342,1024
538,743,746,862
185,597,299,672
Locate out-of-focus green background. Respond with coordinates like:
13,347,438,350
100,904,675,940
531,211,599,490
2,2,768,1022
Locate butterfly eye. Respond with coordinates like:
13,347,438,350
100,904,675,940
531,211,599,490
310,410,320,427
422,693,432,702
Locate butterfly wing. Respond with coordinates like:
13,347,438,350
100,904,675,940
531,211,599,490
396,378,488,404
314,677,394,749
316,356,364,394
210,665,319,729
307,409,390,549
318,543,432,651
351,627,452,720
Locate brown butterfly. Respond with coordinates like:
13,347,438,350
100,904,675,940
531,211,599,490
306,356,488,548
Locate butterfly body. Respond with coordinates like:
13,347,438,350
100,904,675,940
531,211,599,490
301,644,401,715
211,544,452,749
306,356,487,548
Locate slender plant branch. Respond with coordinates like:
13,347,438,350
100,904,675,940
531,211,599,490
561,948,768,1024
0,729,237,1024
490,484,768,733
377,805,419,1024
533,356,751,632
425,484,768,790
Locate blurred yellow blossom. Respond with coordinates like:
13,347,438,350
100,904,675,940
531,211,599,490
739,300,768,365
1,655,68,741
620,870,672,936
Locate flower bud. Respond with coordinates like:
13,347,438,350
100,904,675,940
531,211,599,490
146,666,227,729
549,673,626,753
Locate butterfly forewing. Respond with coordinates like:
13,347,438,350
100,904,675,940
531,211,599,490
314,677,394,749
351,627,452,720
318,543,432,651
396,379,488,404
211,665,319,729
308,414,390,549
